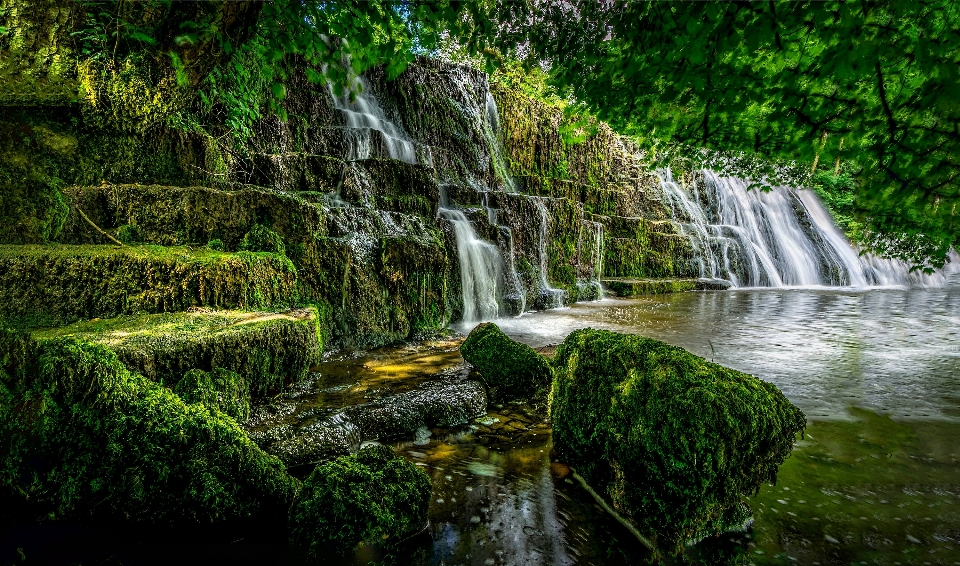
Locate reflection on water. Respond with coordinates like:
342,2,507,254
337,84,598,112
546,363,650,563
466,280,960,421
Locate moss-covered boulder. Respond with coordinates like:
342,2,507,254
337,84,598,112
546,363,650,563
460,322,553,401
550,328,806,553
0,327,300,524
0,244,297,327
239,224,286,255
288,444,431,557
174,367,251,422
33,309,321,396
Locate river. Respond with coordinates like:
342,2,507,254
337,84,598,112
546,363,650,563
361,278,960,565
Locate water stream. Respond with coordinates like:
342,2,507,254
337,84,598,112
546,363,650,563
244,275,957,566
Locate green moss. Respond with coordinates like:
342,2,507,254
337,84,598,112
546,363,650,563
174,367,250,422
460,322,553,401
115,224,141,244
0,327,300,524
239,224,286,255
288,444,431,557
0,244,298,328
550,328,806,554
602,278,697,297
207,238,225,251
0,167,69,245
33,308,321,397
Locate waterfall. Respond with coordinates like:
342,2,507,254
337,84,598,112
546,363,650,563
532,198,567,308
437,187,505,322
660,169,952,288
329,75,420,164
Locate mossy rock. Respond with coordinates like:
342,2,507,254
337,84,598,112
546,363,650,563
460,322,553,401
288,444,431,558
550,328,806,554
0,327,300,524
173,367,250,422
0,244,297,327
239,224,285,255
33,309,321,397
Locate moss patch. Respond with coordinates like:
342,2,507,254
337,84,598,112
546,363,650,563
174,367,250,422
550,328,806,554
34,308,321,397
0,327,300,524
602,278,697,297
288,444,431,558
0,244,297,327
460,322,553,402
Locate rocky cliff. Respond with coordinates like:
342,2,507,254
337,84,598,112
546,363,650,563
1,7,694,347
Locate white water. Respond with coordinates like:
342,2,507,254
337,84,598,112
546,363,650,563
329,75,420,164
660,169,952,288
439,207,505,322
532,197,567,308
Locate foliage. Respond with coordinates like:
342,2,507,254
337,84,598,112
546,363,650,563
550,328,806,554
460,322,553,402
453,1,960,267
0,328,300,524
288,444,431,558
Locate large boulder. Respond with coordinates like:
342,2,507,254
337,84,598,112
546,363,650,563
550,328,806,554
0,328,299,524
460,322,552,401
288,444,431,558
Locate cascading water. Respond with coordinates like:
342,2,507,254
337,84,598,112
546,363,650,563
532,197,567,308
438,188,505,322
660,168,952,288
329,75,420,164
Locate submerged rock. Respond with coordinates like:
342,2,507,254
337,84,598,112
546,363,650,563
696,277,733,291
460,322,552,401
550,328,806,553
0,327,300,524
264,379,486,469
288,444,430,557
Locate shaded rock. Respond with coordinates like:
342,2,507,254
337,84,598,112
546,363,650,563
0,328,300,524
344,379,486,440
460,322,552,401
696,277,733,291
263,379,485,468
550,328,806,553
288,444,431,558
268,414,361,470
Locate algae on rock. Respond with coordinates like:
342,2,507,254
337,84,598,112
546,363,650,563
0,327,300,524
460,322,553,401
550,328,806,553
288,444,431,558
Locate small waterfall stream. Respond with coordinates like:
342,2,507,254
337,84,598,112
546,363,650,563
660,169,953,288
329,75,421,164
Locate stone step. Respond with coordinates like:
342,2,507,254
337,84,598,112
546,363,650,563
601,277,733,296
32,308,321,397
601,278,697,296
0,244,297,327
60,184,328,249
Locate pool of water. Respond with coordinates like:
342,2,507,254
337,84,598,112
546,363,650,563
408,281,959,565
